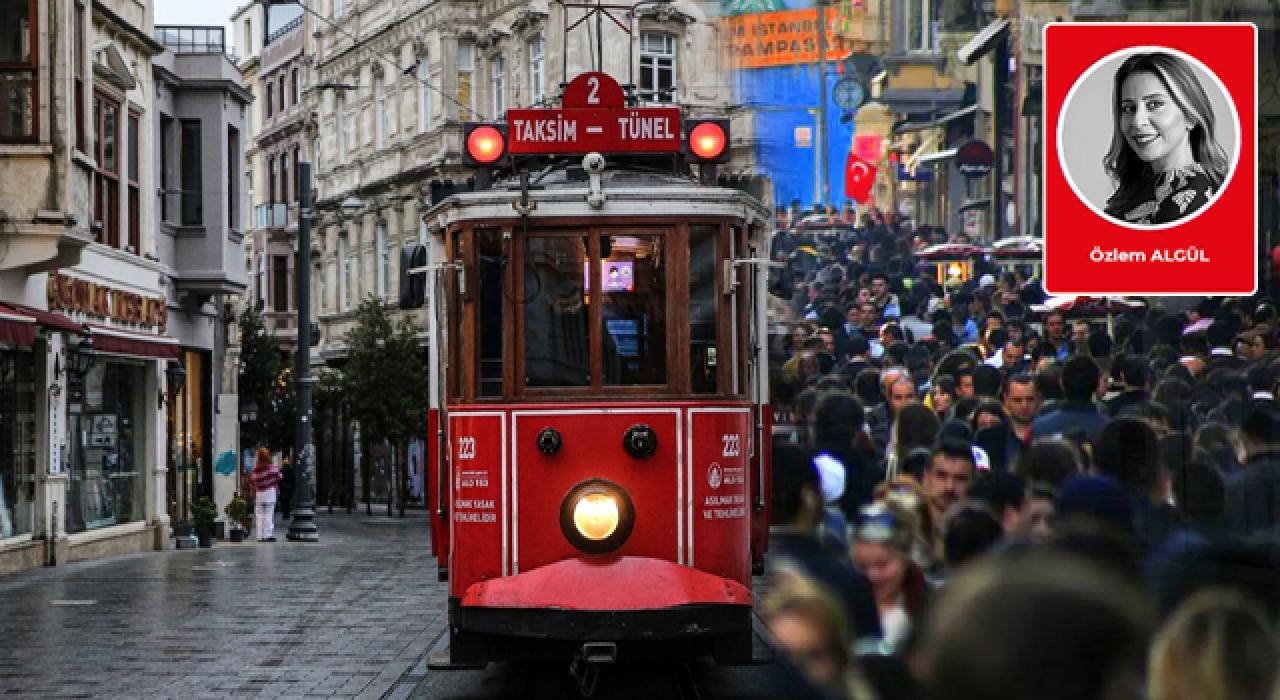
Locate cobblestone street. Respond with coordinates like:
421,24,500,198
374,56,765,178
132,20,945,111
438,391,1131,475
0,513,443,699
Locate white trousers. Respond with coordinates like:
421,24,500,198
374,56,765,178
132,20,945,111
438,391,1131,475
255,488,277,540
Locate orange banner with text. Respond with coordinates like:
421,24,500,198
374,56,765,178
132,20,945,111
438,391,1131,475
723,9,842,68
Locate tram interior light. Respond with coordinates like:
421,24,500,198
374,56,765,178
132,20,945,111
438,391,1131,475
684,118,730,164
462,123,508,166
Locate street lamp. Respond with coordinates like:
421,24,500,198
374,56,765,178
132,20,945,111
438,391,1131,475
159,360,187,410
67,337,96,378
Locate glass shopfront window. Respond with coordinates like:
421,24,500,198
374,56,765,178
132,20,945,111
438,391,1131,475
0,349,37,539
167,351,207,524
67,361,146,533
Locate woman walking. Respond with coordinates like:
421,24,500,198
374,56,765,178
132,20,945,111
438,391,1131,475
250,448,283,542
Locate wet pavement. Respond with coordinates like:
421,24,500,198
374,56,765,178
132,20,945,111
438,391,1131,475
0,511,781,699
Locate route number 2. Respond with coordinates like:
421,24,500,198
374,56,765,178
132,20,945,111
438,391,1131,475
721,434,740,457
586,76,600,104
458,436,476,460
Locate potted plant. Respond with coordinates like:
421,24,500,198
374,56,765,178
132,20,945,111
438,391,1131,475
192,496,219,548
224,496,251,543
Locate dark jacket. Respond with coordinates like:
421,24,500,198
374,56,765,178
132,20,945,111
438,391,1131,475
974,421,1027,472
1030,400,1109,446
1225,450,1280,536
768,531,884,642
1130,496,1182,554
1104,389,1150,418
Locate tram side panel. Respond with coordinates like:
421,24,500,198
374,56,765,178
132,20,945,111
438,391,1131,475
447,412,507,597
687,408,753,585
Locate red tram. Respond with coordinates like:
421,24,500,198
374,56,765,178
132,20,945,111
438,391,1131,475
410,72,774,678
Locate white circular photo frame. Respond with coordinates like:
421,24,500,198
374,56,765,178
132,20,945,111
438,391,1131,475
1055,44,1242,232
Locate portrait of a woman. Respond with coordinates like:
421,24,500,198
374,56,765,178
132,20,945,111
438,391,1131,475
1102,51,1231,226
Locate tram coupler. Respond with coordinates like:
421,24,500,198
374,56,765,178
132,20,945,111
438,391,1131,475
569,642,616,697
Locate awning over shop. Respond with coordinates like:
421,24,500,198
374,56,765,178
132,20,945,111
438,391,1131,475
86,324,182,360
0,301,86,334
919,148,959,165
880,88,968,119
957,18,1011,66
0,309,36,347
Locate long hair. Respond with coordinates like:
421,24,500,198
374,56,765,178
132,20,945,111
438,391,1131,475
1103,52,1230,218
253,447,273,472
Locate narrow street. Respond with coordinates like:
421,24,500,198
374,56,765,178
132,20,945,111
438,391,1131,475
0,513,780,699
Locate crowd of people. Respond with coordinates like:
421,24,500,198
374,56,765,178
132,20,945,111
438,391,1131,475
758,213,1280,700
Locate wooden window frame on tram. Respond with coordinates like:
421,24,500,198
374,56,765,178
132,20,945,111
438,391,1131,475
435,218,771,404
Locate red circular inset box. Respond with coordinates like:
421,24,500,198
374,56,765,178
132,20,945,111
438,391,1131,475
1044,23,1257,296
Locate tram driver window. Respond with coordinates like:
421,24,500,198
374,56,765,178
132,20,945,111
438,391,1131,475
689,226,718,394
602,234,667,387
477,229,505,397
524,236,590,387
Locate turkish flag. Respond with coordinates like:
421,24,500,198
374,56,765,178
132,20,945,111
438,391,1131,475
845,153,876,204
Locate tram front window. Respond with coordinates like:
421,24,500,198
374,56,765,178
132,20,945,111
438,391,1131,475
602,234,667,386
524,236,591,387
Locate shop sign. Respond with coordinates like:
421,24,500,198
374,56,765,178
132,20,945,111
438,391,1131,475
956,140,994,178
47,274,168,333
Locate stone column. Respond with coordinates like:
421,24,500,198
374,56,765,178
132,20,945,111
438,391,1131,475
36,334,70,565
149,359,171,550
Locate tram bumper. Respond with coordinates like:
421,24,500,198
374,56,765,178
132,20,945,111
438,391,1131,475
455,556,752,644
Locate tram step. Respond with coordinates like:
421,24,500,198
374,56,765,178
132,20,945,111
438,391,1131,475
425,632,488,672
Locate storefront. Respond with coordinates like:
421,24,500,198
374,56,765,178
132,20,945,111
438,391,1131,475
0,343,37,541
65,359,148,534
166,350,210,525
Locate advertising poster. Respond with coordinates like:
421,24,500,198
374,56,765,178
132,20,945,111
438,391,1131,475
1043,23,1258,295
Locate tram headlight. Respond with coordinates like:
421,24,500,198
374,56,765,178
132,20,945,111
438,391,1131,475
560,479,636,554
573,493,620,541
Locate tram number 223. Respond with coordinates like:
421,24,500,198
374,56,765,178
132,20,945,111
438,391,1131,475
721,434,741,458
458,436,477,460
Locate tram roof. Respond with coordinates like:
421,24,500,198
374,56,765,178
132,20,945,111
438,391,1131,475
423,167,772,229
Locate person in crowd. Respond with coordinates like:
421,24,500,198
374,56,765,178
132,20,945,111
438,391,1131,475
769,443,883,643
250,448,283,543
975,373,1039,471
1032,355,1109,445
940,502,1005,571
885,403,940,481
1147,590,1279,700
1093,417,1182,552
762,565,881,699
919,550,1154,700
969,400,1007,433
810,391,884,518
922,439,976,543
1013,436,1085,489
870,375,918,453
1224,407,1280,536
965,471,1031,539
928,376,957,419
851,503,930,654
1025,483,1057,543
1104,354,1151,418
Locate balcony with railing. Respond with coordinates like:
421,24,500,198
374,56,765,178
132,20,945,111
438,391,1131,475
155,26,233,55
255,203,291,229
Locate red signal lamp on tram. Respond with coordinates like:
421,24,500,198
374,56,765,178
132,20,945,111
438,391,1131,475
683,118,730,164
462,123,509,166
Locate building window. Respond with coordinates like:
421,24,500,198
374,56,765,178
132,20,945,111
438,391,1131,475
490,56,505,116
528,36,544,105
292,67,300,105
340,235,351,310
0,0,36,140
257,254,266,306
376,221,388,299
333,0,342,19
279,75,287,110
93,94,120,246
268,156,277,204
180,119,203,225
375,74,386,149
293,145,301,201
339,92,349,161
457,40,474,121
639,33,676,104
272,255,289,311
160,115,173,222
127,112,140,253
74,2,86,150
418,54,431,132
280,152,290,204
313,136,321,170
266,80,273,117
228,126,239,230
905,0,936,52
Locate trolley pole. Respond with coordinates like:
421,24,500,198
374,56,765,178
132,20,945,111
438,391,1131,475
817,0,829,209
288,162,319,542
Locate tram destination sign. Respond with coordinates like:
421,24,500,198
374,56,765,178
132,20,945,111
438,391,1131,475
506,72,682,155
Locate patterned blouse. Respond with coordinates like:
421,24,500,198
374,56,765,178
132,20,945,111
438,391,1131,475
1114,163,1214,226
